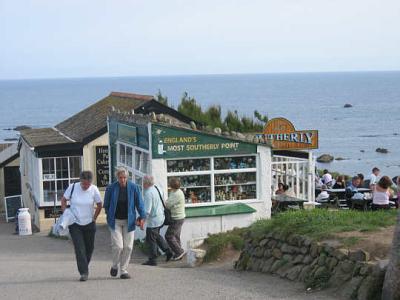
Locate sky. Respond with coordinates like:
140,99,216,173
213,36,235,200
1,0,400,79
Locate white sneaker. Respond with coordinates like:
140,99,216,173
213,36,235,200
172,252,185,261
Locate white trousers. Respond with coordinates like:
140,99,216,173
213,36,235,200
110,219,135,274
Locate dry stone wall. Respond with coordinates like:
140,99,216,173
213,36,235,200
235,231,387,300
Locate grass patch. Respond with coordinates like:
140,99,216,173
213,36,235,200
203,227,247,262
250,209,398,241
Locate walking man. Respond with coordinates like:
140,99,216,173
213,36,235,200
104,167,146,279
142,175,173,266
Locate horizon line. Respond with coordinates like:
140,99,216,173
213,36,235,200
1,69,400,81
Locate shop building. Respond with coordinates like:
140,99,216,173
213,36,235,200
108,112,272,249
0,143,20,214
18,92,193,231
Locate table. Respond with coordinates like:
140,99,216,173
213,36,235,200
272,195,308,214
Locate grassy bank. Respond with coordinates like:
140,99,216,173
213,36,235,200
203,209,398,261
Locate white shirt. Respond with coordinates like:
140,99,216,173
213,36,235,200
368,173,378,185
373,190,389,205
143,185,165,228
316,191,330,202
322,173,333,184
64,183,102,226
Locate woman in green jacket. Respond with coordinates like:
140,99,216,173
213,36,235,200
165,177,186,260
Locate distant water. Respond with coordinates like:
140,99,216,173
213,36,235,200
1,72,399,177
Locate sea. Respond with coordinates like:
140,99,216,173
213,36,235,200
0,71,399,177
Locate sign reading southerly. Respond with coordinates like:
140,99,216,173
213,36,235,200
95,146,109,187
255,118,318,150
152,124,257,159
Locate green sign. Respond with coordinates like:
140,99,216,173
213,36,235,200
117,123,137,145
152,124,257,159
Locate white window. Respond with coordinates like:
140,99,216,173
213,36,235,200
41,156,82,204
167,155,257,206
116,142,150,189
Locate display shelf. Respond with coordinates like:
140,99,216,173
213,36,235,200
214,182,257,187
182,185,211,189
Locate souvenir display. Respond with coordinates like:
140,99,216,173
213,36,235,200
215,184,256,201
214,156,256,170
167,158,211,173
214,172,256,186
168,175,212,203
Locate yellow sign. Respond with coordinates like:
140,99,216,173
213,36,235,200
254,118,318,150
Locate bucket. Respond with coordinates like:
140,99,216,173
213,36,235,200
18,208,32,236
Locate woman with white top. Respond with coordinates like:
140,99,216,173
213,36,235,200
61,171,102,281
372,176,392,210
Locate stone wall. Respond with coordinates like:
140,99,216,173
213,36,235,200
235,231,387,300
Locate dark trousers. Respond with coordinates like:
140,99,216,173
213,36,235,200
146,226,171,261
165,219,184,256
69,222,96,275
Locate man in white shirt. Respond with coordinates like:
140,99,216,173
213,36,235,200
368,167,380,188
322,169,333,187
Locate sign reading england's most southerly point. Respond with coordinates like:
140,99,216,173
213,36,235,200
255,118,318,150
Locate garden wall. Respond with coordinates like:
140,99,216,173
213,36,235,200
235,231,387,300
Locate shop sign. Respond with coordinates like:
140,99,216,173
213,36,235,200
95,146,109,187
117,123,137,145
255,118,318,150
152,124,257,159
4,195,22,222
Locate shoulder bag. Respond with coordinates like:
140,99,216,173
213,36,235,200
154,185,172,226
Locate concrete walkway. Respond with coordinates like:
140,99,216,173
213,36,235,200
0,220,341,300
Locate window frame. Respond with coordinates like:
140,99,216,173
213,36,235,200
166,154,258,207
40,156,83,207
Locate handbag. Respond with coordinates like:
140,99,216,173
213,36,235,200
154,185,172,226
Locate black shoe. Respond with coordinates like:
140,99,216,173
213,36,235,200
110,267,118,277
80,274,88,282
166,252,173,262
142,260,157,266
120,273,131,279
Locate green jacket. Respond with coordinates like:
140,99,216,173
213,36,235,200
166,189,186,220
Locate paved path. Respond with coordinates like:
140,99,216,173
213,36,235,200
0,220,341,300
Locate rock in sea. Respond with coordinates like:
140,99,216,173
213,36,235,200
317,154,334,163
376,148,389,154
343,104,353,108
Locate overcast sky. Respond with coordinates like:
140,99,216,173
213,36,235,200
1,0,399,79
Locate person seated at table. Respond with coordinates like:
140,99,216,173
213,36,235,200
283,184,295,197
275,183,285,195
322,169,333,187
345,176,361,200
372,176,393,210
332,175,346,189
316,185,330,203
368,167,380,189
357,173,365,188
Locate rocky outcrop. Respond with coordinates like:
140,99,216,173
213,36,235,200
376,148,389,154
317,154,334,163
235,232,386,300
344,104,353,108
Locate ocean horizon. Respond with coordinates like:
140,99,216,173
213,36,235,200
1,71,399,178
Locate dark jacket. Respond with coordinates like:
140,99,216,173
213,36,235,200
104,181,146,232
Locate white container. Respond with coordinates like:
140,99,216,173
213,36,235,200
18,208,32,236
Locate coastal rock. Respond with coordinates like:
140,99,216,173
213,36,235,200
344,103,353,108
376,148,389,154
335,157,347,161
317,154,334,163
360,150,365,153
14,125,31,131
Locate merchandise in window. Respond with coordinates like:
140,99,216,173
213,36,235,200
214,172,256,186
173,175,211,203
214,156,256,170
215,184,256,201
167,158,210,173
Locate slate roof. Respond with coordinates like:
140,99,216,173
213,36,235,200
55,92,154,143
20,128,73,148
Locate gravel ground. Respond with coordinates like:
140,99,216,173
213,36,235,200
0,220,342,300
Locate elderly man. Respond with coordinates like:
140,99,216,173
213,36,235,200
104,167,146,279
142,175,173,266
